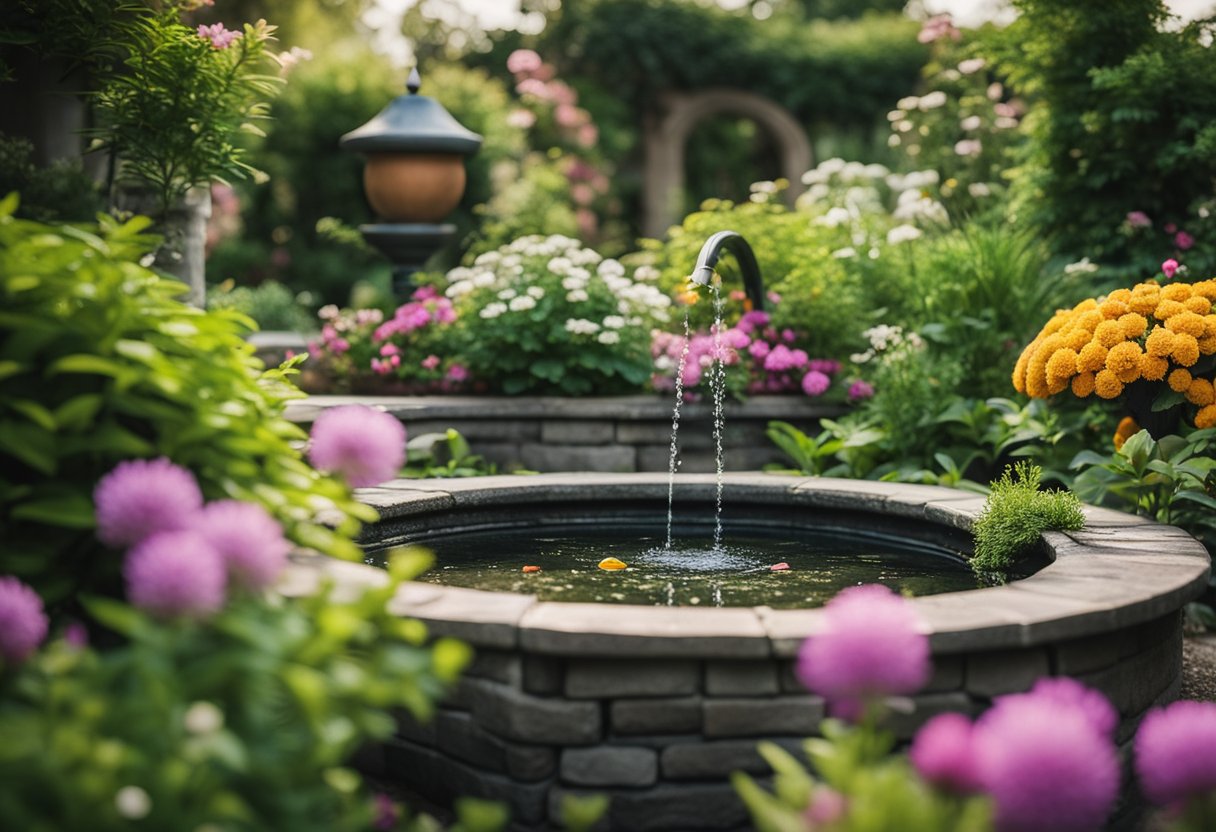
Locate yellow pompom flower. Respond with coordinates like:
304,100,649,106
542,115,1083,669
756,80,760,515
1099,299,1128,319
1165,311,1206,338
1041,312,1070,337
1199,335,1216,356
1194,280,1216,301
1046,348,1079,386
1064,329,1092,351
1075,310,1104,332
1094,369,1124,399
1204,316,1216,338
1155,299,1186,320
1184,295,1212,315
1107,288,1133,304
1118,312,1148,339
1196,404,1216,429
1012,340,1036,394
1169,368,1193,392
1162,283,1193,302
1093,320,1125,347
1172,333,1200,367
1105,340,1142,383
1113,416,1140,451
1077,341,1109,373
1186,378,1215,407
1071,371,1096,398
1145,326,1177,357
1129,292,1160,315
1139,354,1169,381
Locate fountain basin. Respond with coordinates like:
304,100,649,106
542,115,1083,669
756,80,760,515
282,473,1210,831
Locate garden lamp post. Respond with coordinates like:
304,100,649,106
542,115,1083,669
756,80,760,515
340,67,482,298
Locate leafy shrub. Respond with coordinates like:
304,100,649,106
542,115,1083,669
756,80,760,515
446,235,670,395
205,279,315,333
971,461,1085,574
0,197,373,604
0,134,103,223
0,552,471,831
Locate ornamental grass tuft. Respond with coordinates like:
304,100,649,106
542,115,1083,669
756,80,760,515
970,461,1085,574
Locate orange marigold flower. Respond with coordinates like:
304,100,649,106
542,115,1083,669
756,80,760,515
1040,313,1070,337
1099,299,1128,319
1093,320,1125,348
1168,368,1193,392
1196,404,1216,430
1071,371,1096,398
1072,298,1100,313
1155,299,1186,320
1186,378,1215,406
1064,329,1091,351
1094,369,1124,399
1139,354,1169,381
1012,343,1034,394
1199,335,1216,356
1105,340,1142,383
1113,416,1140,451
1046,348,1079,385
1203,315,1216,338
1107,288,1133,304
1162,283,1193,302
1074,310,1104,332
1128,292,1160,315
1145,326,1176,357
1184,296,1212,315
1025,368,1049,398
1194,280,1216,301
1077,341,1109,373
1118,312,1148,339
1165,311,1206,337
1172,333,1200,366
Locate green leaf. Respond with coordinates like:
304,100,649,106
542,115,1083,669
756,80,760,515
1173,490,1216,511
11,492,96,528
81,596,145,636
47,354,128,378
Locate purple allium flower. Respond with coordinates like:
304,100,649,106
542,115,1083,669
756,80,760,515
974,690,1120,832
796,584,929,720
372,792,401,830
124,531,227,619
1027,677,1117,737
910,712,984,794
192,500,289,591
737,310,771,334
802,370,831,396
1135,700,1216,807
847,380,875,402
0,576,48,663
1176,231,1195,251
308,405,406,488
94,458,204,548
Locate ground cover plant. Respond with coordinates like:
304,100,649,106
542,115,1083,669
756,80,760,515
970,461,1085,575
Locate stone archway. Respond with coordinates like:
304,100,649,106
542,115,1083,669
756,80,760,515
642,89,813,239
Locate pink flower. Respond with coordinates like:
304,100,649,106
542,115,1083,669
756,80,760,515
0,576,48,663
507,109,536,130
681,361,702,388
1126,211,1152,228
197,22,242,50
764,345,807,373
847,380,874,402
974,686,1119,832
94,458,203,549
193,500,289,591
795,584,929,720
555,104,585,128
801,370,830,396
577,124,598,148
918,13,960,44
911,713,984,794
1175,231,1195,251
1027,677,1117,737
516,78,550,100
125,531,227,619
373,793,401,830
748,340,771,360
308,405,406,488
1165,223,1178,234
737,310,770,334
1162,258,1180,279
379,343,399,357
722,328,750,350
1135,700,1216,807
506,49,543,76
421,355,441,371
446,364,469,383
804,786,846,825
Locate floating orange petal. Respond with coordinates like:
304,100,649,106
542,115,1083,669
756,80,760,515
770,562,790,572
598,557,627,571
522,565,542,573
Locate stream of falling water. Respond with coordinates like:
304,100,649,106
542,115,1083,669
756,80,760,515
710,282,727,551
664,305,692,550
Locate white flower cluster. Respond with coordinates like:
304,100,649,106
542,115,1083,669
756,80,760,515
446,235,672,332
851,324,925,364
799,159,949,238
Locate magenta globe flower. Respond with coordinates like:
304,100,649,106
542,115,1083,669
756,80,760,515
193,500,290,591
1136,700,1216,807
1028,677,1117,737
796,584,929,719
801,370,830,397
910,712,984,794
308,405,406,488
974,689,1119,832
0,576,48,663
94,458,203,548
124,531,227,619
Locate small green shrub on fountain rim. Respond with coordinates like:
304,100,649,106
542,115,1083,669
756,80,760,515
970,460,1085,574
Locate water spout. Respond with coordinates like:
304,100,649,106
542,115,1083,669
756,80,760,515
689,230,766,311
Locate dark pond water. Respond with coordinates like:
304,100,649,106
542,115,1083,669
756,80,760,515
388,525,979,609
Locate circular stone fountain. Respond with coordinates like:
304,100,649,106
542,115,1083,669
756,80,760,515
281,473,1210,832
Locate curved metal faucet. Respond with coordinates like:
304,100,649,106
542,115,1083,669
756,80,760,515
689,230,766,312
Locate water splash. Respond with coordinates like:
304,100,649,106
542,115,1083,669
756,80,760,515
710,582,723,607
664,581,676,606
664,305,692,550
710,282,727,551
